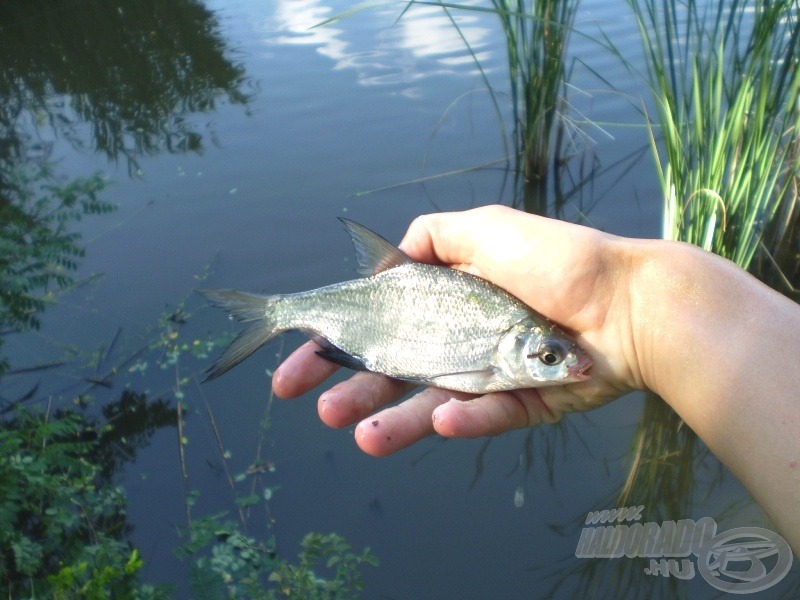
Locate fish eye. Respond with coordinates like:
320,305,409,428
532,342,566,366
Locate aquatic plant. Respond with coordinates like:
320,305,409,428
176,515,379,599
172,379,379,599
754,135,800,295
415,0,581,211
0,284,379,597
489,0,580,209
0,403,173,598
632,0,800,266
153,294,379,598
317,1,594,213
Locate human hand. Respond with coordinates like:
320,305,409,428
272,205,645,456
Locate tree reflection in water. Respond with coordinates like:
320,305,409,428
0,0,252,373
0,2,251,594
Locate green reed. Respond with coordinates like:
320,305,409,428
755,140,800,295
490,0,579,207
418,1,579,211
632,0,800,267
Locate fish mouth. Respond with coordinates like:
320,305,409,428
567,355,593,381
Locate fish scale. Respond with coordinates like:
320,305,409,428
273,264,524,378
201,219,592,392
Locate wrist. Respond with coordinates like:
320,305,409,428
626,238,778,409
625,239,722,400
625,239,800,552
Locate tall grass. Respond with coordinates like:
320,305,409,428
633,0,800,266
490,0,579,208
323,2,585,212
756,134,800,294
417,1,580,211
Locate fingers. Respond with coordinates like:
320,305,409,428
271,341,339,399
431,388,560,438
400,203,534,259
399,207,507,266
276,340,576,457
352,386,566,457
274,340,573,455
398,205,545,292
354,387,463,456
318,372,415,428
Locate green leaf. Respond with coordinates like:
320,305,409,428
234,494,260,508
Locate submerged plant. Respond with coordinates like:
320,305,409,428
419,0,581,211
490,0,580,209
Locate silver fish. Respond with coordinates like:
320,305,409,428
201,219,592,392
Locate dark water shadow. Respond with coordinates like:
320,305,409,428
0,0,252,172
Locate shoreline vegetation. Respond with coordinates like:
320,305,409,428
1,0,799,597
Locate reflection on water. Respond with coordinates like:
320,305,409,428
0,0,252,374
0,4,251,591
265,0,494,92
393,4,491,65
268,0,351,61
0,0,250,170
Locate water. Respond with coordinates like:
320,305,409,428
1,0,796,598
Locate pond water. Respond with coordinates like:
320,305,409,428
1,0,797,598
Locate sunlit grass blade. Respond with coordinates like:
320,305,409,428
632,0,800,268
311,2,392,28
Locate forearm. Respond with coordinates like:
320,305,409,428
629,239,800,552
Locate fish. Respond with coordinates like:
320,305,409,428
200,218,592,393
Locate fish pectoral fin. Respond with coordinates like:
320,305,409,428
339,218,413,276
313,339,369,372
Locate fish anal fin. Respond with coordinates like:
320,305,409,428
339,218,412,276
314,338,369,372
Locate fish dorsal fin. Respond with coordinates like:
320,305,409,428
339,218,412,276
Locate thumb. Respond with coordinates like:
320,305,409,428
399,205,520,267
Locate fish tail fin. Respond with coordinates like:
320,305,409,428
199,289,282,381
